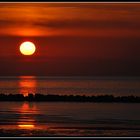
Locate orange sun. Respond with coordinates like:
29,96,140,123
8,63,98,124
20,41,36,55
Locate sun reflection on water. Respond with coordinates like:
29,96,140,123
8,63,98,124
18,124,35,129
18,76,37,97
17,102,37,130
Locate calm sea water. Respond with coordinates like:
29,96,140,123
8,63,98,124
0,76,140,136
0,102,140,136
0,76,140,96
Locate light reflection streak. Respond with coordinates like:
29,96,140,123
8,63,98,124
18,76,37,97
18,124,35,129
17,102,37,130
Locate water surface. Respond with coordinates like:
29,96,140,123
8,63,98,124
0,76,140,97
0,102,140,136
0,76,140,136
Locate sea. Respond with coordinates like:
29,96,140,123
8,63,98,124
0,76,140,136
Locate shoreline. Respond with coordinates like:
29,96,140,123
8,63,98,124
0,93,140,103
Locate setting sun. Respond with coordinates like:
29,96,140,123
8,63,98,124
20,41,36,55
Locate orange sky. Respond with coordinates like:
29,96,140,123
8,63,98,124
0,3,140,76
0,3,140,37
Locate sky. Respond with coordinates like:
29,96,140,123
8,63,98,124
0,3,140,76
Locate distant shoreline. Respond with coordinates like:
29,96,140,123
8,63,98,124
0,93,140,103
0,76,140,80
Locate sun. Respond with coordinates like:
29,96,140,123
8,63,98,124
20,41,36,55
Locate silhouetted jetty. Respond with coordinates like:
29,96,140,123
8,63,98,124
0,93,140,103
